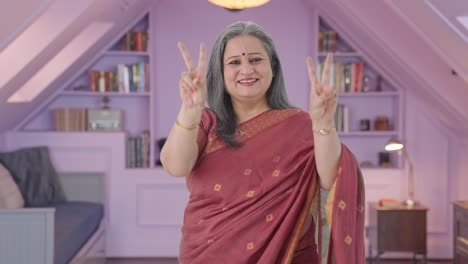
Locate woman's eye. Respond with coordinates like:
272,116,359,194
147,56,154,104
250,58,262,63
228,60,240,65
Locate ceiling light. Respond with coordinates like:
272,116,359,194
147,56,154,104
208,0,270,10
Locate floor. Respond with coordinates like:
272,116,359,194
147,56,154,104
106,258,453,264
106,259,177,264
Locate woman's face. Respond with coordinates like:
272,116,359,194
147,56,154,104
223,35,273,105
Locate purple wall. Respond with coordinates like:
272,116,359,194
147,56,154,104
2,0,467,258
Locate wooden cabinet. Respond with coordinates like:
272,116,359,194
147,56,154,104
367,202,427,263
453,201,468,264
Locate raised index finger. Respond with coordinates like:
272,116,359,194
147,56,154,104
198,43,207,75
306,56,318,85
178,41,195,71
321,53,333,86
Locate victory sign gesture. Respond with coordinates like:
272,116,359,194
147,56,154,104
306,53,338,129
178,42,207,109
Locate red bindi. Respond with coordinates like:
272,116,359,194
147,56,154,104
242,52,245,56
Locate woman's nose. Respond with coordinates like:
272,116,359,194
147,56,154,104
240,64,254,75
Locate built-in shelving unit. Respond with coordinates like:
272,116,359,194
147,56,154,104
317,17,402,168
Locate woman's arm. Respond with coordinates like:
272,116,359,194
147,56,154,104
161,42,207,177
306,54,341,189
312,125,341,189
161,106,203,177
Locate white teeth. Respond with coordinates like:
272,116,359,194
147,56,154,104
239,79,256,83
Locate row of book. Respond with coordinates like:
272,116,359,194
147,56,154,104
318,30,337,52
89,62,149,93
319,61,365,93
126,130,150,168
334,104,349,133
118,31,149,52
53,108,88,131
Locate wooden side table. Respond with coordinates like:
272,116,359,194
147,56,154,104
453,200,468,264
367,202,428,264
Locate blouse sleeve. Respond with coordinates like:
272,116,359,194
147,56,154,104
196,108,217,157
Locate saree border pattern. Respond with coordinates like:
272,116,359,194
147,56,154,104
203,108,301,155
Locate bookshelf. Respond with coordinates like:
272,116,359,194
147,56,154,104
317,17,402,168
20,12,153,169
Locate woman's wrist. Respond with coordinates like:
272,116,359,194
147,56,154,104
175,118,200,131
312,120,335,130
177,105,203,129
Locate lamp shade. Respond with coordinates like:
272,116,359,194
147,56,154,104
385,138,404,152
208,0,270,10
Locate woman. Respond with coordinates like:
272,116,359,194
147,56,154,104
161,21,364,263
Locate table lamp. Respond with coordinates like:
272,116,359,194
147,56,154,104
384,139,415,207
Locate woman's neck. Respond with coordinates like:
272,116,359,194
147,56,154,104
232,100,270,124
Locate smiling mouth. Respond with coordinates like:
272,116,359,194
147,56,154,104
238,79,258,84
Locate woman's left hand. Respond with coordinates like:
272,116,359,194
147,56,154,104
306,53,338,128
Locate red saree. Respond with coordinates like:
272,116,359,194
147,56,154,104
179,108,365,264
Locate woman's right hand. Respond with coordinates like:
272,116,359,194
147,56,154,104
178,42,207,109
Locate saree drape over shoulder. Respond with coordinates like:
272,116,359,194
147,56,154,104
179,108,365,264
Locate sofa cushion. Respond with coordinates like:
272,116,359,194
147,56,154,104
0,162,24,209
0,146,67,206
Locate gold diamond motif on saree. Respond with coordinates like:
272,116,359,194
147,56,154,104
246,191,255,198
244,169,252,175
358,204,364,213
207,239,214,246
344,235,352,245
272,170,280,177
272,155,281,163
338,200,346,210
247,242,254,250
266,214,273,222
213,184,222,191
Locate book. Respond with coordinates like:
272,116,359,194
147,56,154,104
378,198,401,208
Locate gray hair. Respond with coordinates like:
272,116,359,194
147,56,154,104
206,21,292,147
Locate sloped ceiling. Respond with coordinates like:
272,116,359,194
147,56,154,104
0,0,153,132
0,0,467,134
311,0,468,135
0,0,51,51
387,0,468,83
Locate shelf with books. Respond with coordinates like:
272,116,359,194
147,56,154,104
317,16,402,168
66,57,150,94
50,13,152,169
60,91,150,97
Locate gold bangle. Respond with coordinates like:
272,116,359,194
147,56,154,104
313,127,336,136
175,119,199,131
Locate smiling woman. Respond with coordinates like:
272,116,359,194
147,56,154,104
160,21,365,264
222,35,273,121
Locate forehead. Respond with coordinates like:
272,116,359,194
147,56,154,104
224,35,267,57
